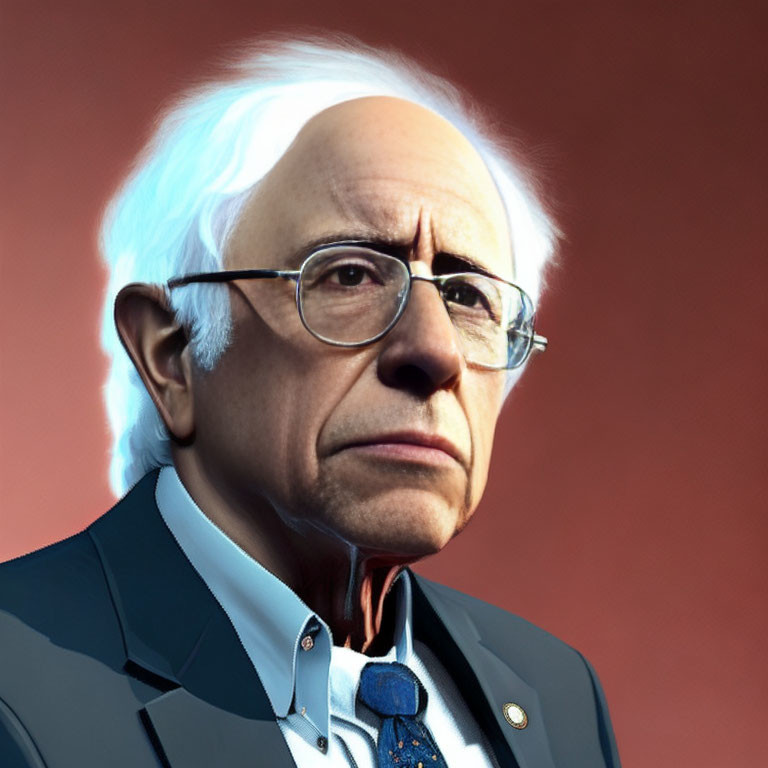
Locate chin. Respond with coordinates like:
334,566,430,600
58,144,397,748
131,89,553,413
298,460,473,559
333,492,466,560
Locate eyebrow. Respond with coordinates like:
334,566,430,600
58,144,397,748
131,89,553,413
290,233,501,279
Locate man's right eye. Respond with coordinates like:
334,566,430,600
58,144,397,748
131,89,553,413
319,260,382,288
333,264,369,286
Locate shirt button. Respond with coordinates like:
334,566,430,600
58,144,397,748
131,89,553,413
300,635,314,651
317,736,328,752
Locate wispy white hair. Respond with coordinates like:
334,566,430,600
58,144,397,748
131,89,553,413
101,35,558,497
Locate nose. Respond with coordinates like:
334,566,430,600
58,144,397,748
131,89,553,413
376,278,465,396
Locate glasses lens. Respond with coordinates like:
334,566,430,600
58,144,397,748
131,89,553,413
299,247,409,345
441,274,534,369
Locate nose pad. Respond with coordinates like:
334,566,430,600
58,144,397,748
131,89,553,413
376,278,464,395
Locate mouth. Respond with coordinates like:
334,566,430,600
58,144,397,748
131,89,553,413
336,431,465,468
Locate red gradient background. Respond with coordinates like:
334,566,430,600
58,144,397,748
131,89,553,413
1,1,766,765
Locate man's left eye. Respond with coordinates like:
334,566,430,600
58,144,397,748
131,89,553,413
444,282,483,307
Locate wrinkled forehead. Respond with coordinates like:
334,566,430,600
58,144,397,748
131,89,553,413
227,96,512,276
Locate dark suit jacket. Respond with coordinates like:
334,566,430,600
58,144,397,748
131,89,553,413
0,471,620,767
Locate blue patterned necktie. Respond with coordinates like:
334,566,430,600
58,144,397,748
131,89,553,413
358,661,448,768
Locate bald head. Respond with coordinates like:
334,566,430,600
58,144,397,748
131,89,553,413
226,96,512,279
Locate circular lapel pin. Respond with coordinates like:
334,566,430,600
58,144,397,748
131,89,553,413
503,702,528,729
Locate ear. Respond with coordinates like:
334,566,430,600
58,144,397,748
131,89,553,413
114,283,195,441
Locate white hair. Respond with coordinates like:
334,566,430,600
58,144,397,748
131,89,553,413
100,35,558,496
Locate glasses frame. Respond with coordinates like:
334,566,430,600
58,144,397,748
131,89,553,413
167,241,548,370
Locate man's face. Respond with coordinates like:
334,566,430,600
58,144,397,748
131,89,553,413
189,96,512,560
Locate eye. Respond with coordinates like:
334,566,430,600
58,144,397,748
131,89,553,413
332,263,372,286
302,248,407,296
315,258,386,289
443,281,486,309
441,276,504,324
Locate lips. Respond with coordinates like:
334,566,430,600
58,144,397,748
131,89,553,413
336,431,466,467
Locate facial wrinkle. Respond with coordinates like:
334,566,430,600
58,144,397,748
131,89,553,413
324,171,501,258
412,206,438,264
330,187,418,247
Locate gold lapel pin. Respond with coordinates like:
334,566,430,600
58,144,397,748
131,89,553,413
503,702,528,729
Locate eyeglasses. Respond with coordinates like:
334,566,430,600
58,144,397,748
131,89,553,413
167,242,547,370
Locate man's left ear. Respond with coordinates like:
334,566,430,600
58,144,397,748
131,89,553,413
113,283,196,442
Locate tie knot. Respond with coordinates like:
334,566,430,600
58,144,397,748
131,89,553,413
358,662,426,717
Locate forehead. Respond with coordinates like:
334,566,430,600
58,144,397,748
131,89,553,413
227,96,511,275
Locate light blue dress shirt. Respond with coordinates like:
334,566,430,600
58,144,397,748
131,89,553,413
156,466,498,767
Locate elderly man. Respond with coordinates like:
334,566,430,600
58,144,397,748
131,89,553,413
0,39,619,768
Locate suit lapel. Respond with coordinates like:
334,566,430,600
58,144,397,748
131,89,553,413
88,471,296,768
411,574,557,768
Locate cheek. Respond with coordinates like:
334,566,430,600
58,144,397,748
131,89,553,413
221,342,372,507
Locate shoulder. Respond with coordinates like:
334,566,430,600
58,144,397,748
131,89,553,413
0,487,165,767
413,575,579,661
416,575,609,705
0,524,126,676
413,575,591,695
0,472,164,663
0,530,113,636
0,470,161,631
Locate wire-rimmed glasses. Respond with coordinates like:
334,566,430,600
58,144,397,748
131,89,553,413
167,242,548,370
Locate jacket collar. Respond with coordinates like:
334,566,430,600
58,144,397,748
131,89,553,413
88,470,554,768
88,470,296,767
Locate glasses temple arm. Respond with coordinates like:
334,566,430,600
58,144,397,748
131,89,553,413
167,269,300,289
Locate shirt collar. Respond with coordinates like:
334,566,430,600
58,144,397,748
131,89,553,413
155,465,413,741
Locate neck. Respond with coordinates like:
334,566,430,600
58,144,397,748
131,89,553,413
314,548,404,655
172,456,408,655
